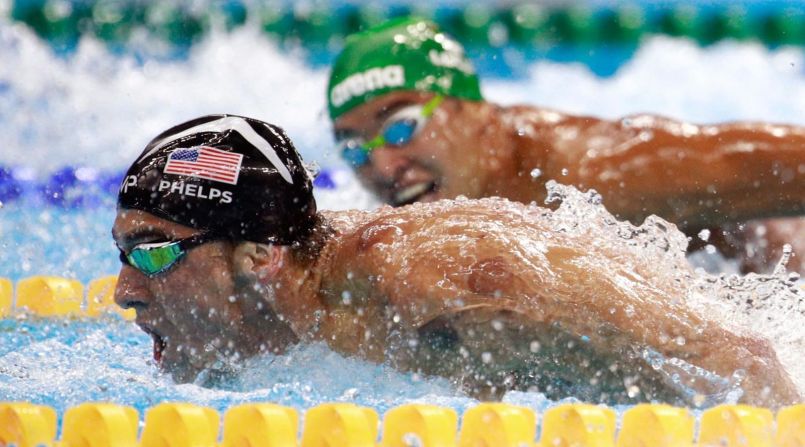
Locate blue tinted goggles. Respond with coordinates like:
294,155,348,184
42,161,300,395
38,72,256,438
338,95,444,168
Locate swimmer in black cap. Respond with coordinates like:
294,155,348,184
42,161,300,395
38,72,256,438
113,114,801,407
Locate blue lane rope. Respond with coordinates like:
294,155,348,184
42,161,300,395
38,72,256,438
0,165,341,207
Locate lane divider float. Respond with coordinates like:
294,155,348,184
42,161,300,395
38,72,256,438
0,402,804,447
1,275,133,320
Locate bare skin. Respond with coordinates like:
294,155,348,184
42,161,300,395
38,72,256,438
334,91,805,271
113,205,801,407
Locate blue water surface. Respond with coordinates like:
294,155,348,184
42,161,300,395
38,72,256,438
0,203,119,283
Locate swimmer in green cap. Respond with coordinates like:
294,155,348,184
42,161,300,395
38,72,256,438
113,114,800,407
329,17,805,274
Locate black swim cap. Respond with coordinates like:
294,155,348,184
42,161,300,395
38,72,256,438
118,114,316,245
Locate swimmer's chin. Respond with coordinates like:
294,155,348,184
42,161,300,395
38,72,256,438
157,344,218,384
164,358,241,388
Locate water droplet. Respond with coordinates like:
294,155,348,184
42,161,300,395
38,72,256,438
459,346,469,358
491,319,504,331
698,229,710,241
529,341,541,353
624,305,635,317
341,388,359,399
481,352,492,363
627,385,640,398
561,168,569,176
530,168,542,179
341,290,352,305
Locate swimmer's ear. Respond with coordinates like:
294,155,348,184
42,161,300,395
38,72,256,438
233,242,287,281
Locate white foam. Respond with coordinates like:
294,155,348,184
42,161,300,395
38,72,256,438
2,22,804,174
0,21,333,171
486,36,805,124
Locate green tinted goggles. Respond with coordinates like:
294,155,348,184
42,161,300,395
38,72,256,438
118,233,221,276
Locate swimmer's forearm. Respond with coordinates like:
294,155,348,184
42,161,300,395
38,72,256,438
565,301,800,406
688,327,802,407
535,257,801,407
570,120,805,228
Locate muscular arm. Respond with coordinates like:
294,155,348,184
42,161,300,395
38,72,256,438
362,207,800,406
539,113,805,229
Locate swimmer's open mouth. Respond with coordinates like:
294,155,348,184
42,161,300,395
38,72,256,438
392,181,438,206
152,333,166,364
142,327,166,364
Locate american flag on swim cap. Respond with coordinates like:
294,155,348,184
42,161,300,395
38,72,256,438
163,146,243,185
119,114,317,245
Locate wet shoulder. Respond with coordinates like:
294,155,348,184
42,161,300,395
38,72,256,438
500,104,588,128
321,199,552,258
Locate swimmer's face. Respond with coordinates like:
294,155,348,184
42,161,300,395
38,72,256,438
111,209,297,383
333,91,492,206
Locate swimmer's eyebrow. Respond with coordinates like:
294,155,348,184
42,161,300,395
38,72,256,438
375,100,416,122
113,229,170,249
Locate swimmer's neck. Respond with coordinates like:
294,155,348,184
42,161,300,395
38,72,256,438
264,215,338,341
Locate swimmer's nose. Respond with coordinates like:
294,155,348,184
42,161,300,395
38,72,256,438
114,265,153,311
368,147,411,180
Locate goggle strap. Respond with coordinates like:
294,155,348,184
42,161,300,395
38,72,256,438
176,233,224,252
364,133,386,151
422,94,445,116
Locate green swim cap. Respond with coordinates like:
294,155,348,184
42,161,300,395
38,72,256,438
328,17,483,120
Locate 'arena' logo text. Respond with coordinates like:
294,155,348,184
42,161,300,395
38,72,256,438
330,65,405,107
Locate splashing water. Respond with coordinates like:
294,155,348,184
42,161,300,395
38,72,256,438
543,181,805,397
0,318,470,416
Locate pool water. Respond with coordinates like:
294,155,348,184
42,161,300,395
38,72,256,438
1,15,804,417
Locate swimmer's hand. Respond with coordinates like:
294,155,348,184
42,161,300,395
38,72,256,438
698,329,801,407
